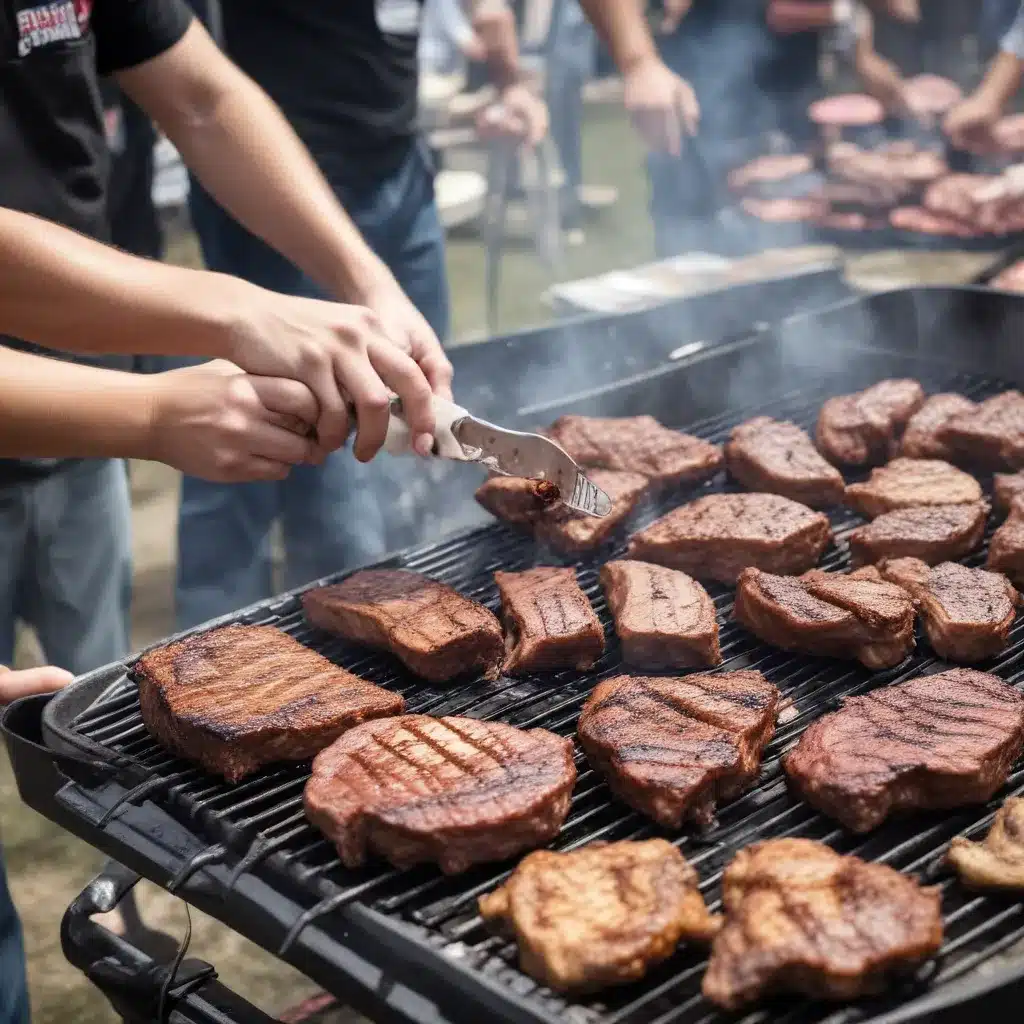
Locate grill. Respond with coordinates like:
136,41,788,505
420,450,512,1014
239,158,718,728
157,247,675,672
7,286,1024,1024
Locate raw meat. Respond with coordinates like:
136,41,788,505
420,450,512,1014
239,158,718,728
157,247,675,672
948,797,1024,890
816,379,925,467
809,93,884,127
994,471,1024,515
941,391,1024,469
847,502,988,567
900,393,978,460
727,153,813,192
844,458,982,519
988,496,1024,584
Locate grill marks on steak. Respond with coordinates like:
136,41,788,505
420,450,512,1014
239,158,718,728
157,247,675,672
988,497,1024,584
734,567,916,670
948,797,1024,890
479,839,720,993
304,715,576,873
134,625,404,783
941,391,1024,469
302,570,504,683
844,458,982,519
578,672,779,828
600,560,721,670
495,567,603,674
878,558,1018,663
816,379,925,467
702,838,943,1010
847,502,988,567
627,493,832,585
900,394,978,460
725,417,845,508
784,669,1024,833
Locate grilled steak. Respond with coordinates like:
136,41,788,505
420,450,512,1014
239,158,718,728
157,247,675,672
847,502,988,567
734,566,916,670
304,715,575,873
725,417,845,508
948,797,1024,890
626,493,832,585
600,560,721,669
495,567,603,674
988,496,1024,584
784,669,1024,832
879,558,1018,663
900,393,977,460
845,458,982,519
479,840,720,993
941,391,1024,469
702,838,943,1009
302,570,504,683
134,625,404,783
578,672,779,827
475,470,649,552
816,379,925,467
994,470,1024,515
546,415,723,487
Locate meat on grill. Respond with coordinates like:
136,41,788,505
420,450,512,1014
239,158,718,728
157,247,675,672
479,839,720,993
727,153,813,192
994,471,1024,515
847,502,988,567
702,838,943,1009
546,414,723,488
783,669,1024,833
829,143,946,192
626,492,832,585
816,379,926,467
941,391,1024,469
844,457,982,519
302,570,504,683
733,566,916,670
475,470,649,552
878,558,1018,663
905,74,963,115
495,567,604,674
724,416,845,508
304,715,576,873
900,393,978,460
947,797,1024,890
741,196,827,223
890,205,981,238
578,671,779,828
134,625,404,783
600,560,720,670
809,93,884,127
988,496,1024,584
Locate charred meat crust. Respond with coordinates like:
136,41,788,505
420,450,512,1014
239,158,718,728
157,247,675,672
900,393,977,460
844,458,982,519
847,502,988,567
816,379,925,467
939,390,1024,469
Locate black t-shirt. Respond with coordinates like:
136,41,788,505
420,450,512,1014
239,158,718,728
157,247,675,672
219,0,423,184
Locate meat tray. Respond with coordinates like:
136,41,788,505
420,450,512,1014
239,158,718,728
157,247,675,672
7,286,1024,1024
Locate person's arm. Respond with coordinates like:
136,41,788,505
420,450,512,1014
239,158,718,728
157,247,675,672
851,7,910,114
0,665,73,705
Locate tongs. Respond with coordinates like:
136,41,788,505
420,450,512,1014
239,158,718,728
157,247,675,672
382,395,613,519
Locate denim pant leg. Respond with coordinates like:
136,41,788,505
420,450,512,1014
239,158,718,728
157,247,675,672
0,488,28,667
0,854,28,1024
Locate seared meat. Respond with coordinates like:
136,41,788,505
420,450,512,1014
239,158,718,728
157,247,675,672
879,558,1018,663
948,797,1024,890
302,570,504,683
626,493,832,585
578,672,779,827
816,379,926,467
600,560,720,670
495,567,604,674
546,415,723,487
784,669,1024,832
994,470,1024,515
847,502,988,567
988,496,1024,584
941,391,1024,469
734,566,916,670
725,417,845,508
134,625,404,783
727,153,813,192
479,840,719,993
304,715,575,873
702,838,943,1009
845,458,982,519
474,476,560,524
900,393,977,460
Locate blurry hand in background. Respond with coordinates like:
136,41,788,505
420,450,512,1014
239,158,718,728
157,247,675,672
0,665,73,705
944,93,1003,152
622,56,700,156
661,0,693,34
475,85,550,148
880,0,920,23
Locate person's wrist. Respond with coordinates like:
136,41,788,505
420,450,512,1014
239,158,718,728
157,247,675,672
620,50,661,80
114,373,165,464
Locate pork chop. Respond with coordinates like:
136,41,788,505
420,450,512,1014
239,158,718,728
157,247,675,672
948,797,1024,890
900,393,977,460
479,839,719,993
847,502,988,567
784,669,1024,832
816,379,925,467
940,391,1024,469
994,471,1024,516
844,458,982,519
989,496,1024,585
304,715,576,873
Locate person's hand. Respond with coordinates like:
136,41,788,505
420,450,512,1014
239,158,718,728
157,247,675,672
766,1,835,34
622,56,699,156
661,0,693,34
880,0,920,22
857,52,912,118
459,31,487,63
476,86,549,148
944,92,1003,152
0,664,73,705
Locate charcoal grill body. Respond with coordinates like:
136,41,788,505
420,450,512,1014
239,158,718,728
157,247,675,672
8,287,1024,1024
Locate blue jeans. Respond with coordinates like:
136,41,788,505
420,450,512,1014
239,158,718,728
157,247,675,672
176,140,450,629
0,856,27,1024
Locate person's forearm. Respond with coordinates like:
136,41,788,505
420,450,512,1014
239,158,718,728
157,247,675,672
977,49,1024,113
473,2,521,88
578,0,658,74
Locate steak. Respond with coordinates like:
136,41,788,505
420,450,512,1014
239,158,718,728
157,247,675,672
600,560,721,670
702,838,943,1009
733,566,916,670
900,393,978,460
302,570,504,683
626,492,832,585
495,567,604,674
783,669,1024,832
844,458,982,519
474,476,560,524
847,502,988,567
809,93,884,127
879,558,1018,663
941,391,1024,469
948,797,1024,890
988,496,1024,584
724,417,845,508
304,715,576,873
816,379,926,467
994,471,1024,515
578,672,779,827
479,839,719,993
546,415,723,487
134,625,404,783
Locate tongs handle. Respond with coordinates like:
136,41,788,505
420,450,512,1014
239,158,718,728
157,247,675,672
382,394,471,460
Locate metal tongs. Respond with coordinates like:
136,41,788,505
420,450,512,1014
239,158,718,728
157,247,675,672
383,396,613,519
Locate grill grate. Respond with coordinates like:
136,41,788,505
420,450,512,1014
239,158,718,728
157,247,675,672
65,366,1024,1024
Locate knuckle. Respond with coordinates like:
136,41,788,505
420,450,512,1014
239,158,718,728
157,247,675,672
360,391,391,416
